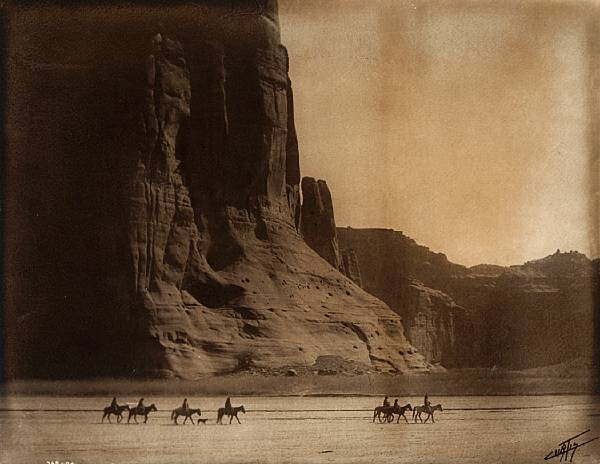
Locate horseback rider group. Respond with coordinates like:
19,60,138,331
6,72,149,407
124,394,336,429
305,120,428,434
378,393,433,418
382,396,403,408
103,396,239,425
383,394,431,411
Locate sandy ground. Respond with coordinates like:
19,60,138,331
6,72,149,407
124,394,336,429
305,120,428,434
1,395,600,464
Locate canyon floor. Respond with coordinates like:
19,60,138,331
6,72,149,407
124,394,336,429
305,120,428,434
1,394,600,463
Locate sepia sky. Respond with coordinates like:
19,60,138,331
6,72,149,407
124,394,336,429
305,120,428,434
279,0,597,266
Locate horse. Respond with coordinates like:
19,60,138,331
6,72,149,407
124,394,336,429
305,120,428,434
373,406,392,422
101,404,129,423
413,403,443,423
373,405,395,423
373,404,412,423
127,404,158,424
392,403,413,423
216,405,246,424
171,407,202,425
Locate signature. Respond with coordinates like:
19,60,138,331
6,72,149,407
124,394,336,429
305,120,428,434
544,429,599,462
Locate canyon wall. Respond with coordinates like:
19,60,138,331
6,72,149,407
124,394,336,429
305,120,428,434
337,228,471,366
5,2,427,378
338,228,598,368
341,249,364,288
300,178,343,272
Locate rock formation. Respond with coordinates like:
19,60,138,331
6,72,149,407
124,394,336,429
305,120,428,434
5,2,428,378
338,227,598,368
341,248,364,288
300,177,343,272
337,228,471,366
300,178,366,288
401,282,470,367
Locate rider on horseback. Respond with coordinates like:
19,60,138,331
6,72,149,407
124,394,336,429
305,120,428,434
110,397,118,411
382,396,390,407
225,397,232,413
137,397,145,412
393,399,399,409
181,398,189,412
424,393,431,412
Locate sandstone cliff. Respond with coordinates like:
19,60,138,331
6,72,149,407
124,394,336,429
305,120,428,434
299,177,364,287
300,178,343,272
401,282,470,367
341,248,364,288
337,228,470,366
338,228,598,369
5,3,427,378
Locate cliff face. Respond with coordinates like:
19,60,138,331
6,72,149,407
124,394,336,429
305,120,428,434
402,283,470,367
475,254,597,368
5,3,427,378
300,178,343,272
341,249,364,288
336,228,470,366
299,178,364,288
338,228,598,368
